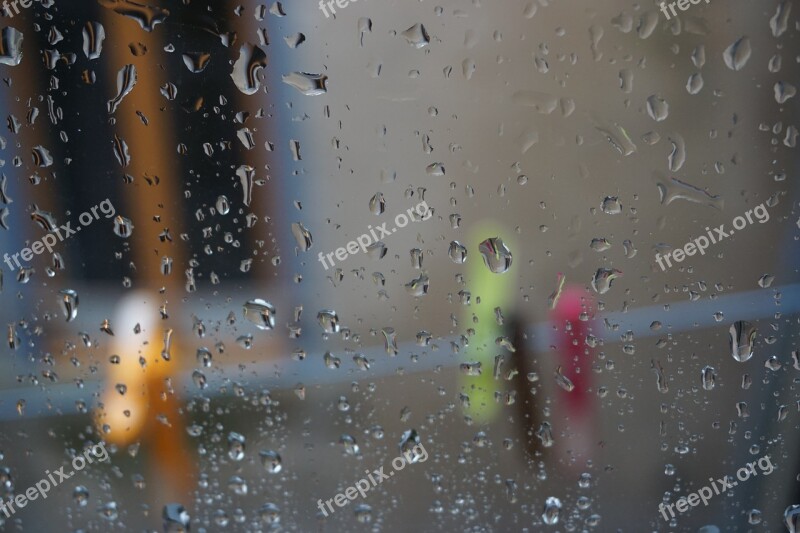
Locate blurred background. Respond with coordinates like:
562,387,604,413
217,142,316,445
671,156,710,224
0,0,798,531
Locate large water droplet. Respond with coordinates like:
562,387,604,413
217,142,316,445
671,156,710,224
73,486,90,507
542,496,562,525
339,434,359,455
216,195,230,215
0,27,23,66
729,321,756,362
723,36,752,71
766,356,782,371
113,215,134,238
112,134,131,167
701,365,716,390
317,309,340,333
774,81,797,104
745,508,762,525
367,241,387,259
404,273,430,296
98,501,119,521
686,72,704,95
182,51,210,73
31,146,53,168
401,23,430,48
770,0,792,37
554,366,574,392
160,82,177,100
590,238,611,251
591,268,622,294
381,327,398,355
31,207,57,231
231,44,268,95
59,289,79,322
82,21,105,60
259,450,282,474
259,503,281,525
237,165,255,206
196,347,212,367
97,0,169,31
646,95,669,121
243,299,276,330
511,91,558,114
786,505,800,533
284,32,305,48
591,116,637,156
324,351,341,369
282,72,328,95
478,237,512,273
192,370,207,389
449,241,467,263
228,477,248,496
354,503,372,523
291,222,313,251
353,353,370,371
227,432,246,461
163,503,191,532
601,196,622,214
651,360,669,393
736,401,750,418
460,361,482,376
107,64,137,114
536,422,554,447
410,248,423,269
656,176,723,210
369,192,386,215
668,134,686,171
398,429,424,462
